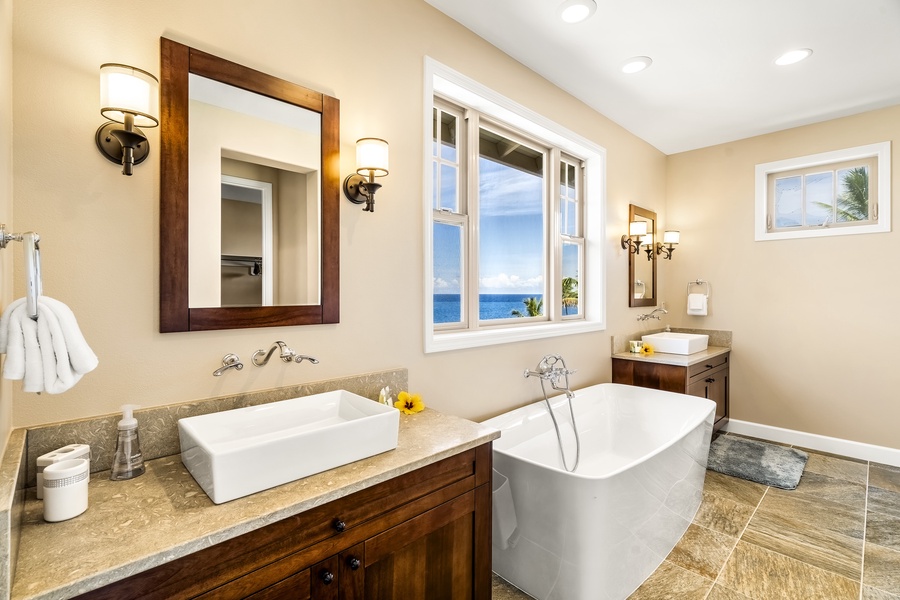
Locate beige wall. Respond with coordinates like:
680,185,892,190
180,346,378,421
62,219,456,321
10,0,666,428
0,0,11,445
665,105,900,448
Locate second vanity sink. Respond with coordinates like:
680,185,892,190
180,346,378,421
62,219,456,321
642,332,709,355
178,390,400,504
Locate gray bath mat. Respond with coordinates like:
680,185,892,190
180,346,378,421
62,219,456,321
707,436,808,490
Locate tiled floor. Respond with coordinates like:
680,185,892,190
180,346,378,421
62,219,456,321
491,433,900,599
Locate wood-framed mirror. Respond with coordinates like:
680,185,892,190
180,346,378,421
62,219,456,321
628,204,657,308
159,37,340,332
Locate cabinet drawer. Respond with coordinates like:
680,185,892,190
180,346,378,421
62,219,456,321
687,353,728,380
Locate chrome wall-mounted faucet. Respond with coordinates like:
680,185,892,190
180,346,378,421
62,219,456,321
637,307,668,321
252,341,319,367
212,354,243,376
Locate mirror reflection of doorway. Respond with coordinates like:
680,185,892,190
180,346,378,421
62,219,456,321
220,175,273,307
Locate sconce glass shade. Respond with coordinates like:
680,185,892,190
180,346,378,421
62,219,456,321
629,221,648,237
663,230,680,245
99,64,159,127
355,138,389,177
639,234,653,246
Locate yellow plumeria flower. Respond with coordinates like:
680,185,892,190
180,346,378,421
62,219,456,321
395,391,425,415
640,342,655,356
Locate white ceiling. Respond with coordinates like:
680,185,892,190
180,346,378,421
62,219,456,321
424,0,900,154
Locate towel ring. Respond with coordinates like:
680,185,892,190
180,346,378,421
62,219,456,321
687,279,710,298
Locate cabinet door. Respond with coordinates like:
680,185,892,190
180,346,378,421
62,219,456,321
363,491,475,600
340,543,365,600
310,555,340,600
687,364,728,425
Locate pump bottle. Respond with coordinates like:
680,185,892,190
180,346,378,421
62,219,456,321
110,404,145,480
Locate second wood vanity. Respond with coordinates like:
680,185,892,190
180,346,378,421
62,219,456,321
612,347,730,432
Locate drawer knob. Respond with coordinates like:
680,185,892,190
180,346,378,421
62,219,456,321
706,378,715,383
705,364,713,368
332,518,346,533
320,570,335,585
347,556,361,570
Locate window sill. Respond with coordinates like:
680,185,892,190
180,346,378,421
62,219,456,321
425,319,606,353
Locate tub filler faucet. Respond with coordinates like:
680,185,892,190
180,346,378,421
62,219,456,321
524,354,577,399
525,354,581,471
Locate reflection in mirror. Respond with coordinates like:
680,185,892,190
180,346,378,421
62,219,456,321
628,204,657,308
159,37,339,332
189,74,321,309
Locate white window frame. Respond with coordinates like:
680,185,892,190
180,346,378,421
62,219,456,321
755,142,891,241
423,57,606,353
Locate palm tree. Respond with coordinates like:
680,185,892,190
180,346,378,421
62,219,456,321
835,167,868,222
813,167,868,223
511,297,543,318
562,277,579,315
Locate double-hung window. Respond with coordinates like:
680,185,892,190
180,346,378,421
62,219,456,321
425,59,605,353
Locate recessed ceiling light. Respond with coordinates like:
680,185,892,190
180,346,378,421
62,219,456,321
775,48,813,66
621,56,653,74
558,0,597,24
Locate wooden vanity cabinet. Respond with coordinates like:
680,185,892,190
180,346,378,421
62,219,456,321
76,444,492,600
612,352,729,431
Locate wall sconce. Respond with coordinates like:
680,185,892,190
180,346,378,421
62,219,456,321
620,221,647,254
95,63,159,176
656,230,680,260
343,138,389,212
641,234,655,261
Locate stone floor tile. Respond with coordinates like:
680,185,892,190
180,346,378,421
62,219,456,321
743,506,863,580
755,486,865,539
871,464,900,495
789,470,867,509
702,471,767,508
869,485,900,519
862,584,900,600
705,585,754,600
492,573,534,600
693,490,756,537
864,542,900,595
719,540,860,599
626,560,713,600
867,511,900,552
803,451,869,485
665,523,737,580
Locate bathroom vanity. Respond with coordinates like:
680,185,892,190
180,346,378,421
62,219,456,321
8,405,498,600
612,347,730,431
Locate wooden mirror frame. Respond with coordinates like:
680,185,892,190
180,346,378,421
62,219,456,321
628,204,657,308
159,37,340,332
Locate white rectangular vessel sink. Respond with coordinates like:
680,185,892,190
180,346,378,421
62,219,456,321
178,390,400,504
642,332,709,355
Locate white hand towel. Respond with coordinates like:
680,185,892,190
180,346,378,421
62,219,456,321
0,296,98,393
39,296,98,375
687,293,708,316
0,297,26,353
36,302,83,394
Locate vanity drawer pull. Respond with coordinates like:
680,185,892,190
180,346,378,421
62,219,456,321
320,569,335,585
332,518,346,533
347,556,361,570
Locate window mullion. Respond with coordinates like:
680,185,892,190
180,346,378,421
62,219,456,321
548,147,561,321
465,109,480,330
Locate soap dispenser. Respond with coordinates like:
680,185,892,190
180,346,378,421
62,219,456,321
110,404,145,480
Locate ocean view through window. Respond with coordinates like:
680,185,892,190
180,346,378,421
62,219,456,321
425,58,607,352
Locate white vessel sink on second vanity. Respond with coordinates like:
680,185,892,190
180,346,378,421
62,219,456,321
178,390,400,504
642,332,709,355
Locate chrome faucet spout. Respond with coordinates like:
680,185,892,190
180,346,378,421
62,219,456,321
637,307,669,321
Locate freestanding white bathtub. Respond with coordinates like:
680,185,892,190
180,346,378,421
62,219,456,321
484,383,715,600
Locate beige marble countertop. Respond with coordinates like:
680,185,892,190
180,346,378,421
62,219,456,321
612,345,730,367
11,408,499,600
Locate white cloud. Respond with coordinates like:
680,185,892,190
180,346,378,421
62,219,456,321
480,273,543,290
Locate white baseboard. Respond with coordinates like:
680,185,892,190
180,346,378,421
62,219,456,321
722,419,900,468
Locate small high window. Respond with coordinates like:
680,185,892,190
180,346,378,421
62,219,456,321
755,142,891,241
